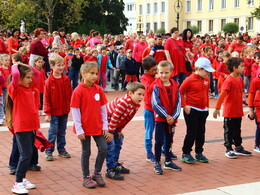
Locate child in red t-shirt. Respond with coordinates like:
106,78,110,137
213,57,252,159
44,55,72,161
242,47,255,94
251,52,260,80
212,49,224,98
217,51,231,93
7,63,40,194
63,45,74,74
71,62,109,189
33,56,47,115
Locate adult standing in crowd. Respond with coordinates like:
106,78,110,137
228,35,246,56
182,28,193,52
53,27,67,45
125,31,137,51
86,31,101,49
0,32,8,54
29,28,48,67
7,29,20,56
165,27,186,84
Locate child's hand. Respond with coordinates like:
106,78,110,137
117,132,124,139
45,115,51,122
248,110,255,120
78,133,85,140
213,109,220,119
167,117,175,125
76,55,80,59
111,67,116,70
105,132,114,143
184,106,191,115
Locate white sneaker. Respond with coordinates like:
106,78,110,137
11,182,28,194
254,146,260,153
23,178,35,189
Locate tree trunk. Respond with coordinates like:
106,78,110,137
47,16,53,33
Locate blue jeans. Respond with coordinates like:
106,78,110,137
172,72,186,85
144,109,155,155
106,132,123,170
68,67,79,90
46,114,68,154
0,95,3,119
255,116,260,146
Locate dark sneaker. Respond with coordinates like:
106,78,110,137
92,173,105,187
162,150,178,160
114,163,130,174
45,153,54,161
195,153,209,163
9,166,16,175
146,153,155,163
225,149,237,159
234,146,252,156
154,162,163,175
83,176,96,189
163,161,182,171
105,170,124,180
181,154,196,164
58,151,71,158
28,164,41,171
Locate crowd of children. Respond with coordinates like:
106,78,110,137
1,27,260,194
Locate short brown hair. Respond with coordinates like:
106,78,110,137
127,82,145,93
34,28,45,37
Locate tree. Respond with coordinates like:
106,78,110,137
156,28,166,34
222,23,239,34
190,25,200,35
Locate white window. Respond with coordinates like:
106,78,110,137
209,0,214,11
161,22,165,30
221,0,226,9
248,17,253,30
209,20,213,32
234,0,239,8
127,4,134,11
147,3,150,14
197,21,202,32
146,23,151,34
161,2,165,12
248,0,254,7
154,22,158,32
186,0,191,13
154,3,158,13
221,19,226,30
139,5,142,15
197,0,202,11
187,21,191,28
234,18,239,25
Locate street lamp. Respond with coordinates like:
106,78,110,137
174,0,183,30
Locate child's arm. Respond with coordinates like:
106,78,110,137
11,65,20,88
106,57,115,69
71,107,85,140
172,91,181,120
152,86,169,118
213,90,227,118
101,105,113,142
0,71,6,85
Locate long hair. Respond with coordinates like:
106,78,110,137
5,64,32,128
182,28,193,41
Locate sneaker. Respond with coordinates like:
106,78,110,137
195,153,209,163
58,151,71,158
114,163,130,174
161,151,178,160
215,94,219,99
23,178,36,189
146,153,155,163
83,176,96,189
105,170,124,180
163,161,182,171
92,173,105,187
28,164,41,171
45,153,54,161
181,154,196,164
225,149,237,159
254,146,260,153
11,182,28,194
234,146,252,156
154,162,163,175
9,166,16,175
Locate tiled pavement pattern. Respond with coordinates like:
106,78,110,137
0,89,259,195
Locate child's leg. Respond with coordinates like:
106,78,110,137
154,122,166,162
121,69,126,89
40,93,44,110
9,136,20,168
232,117,243,148
101,72,106,89
113,132,123,164
93,135,107,174
0,95,4,123
15,131,35,182
164,125,174,162
2,87,7,113
106,137,116,170
46,115,59,154
29,146,39,166
182,108,199,154
223,117,237,150
81,136,91,178
195,111,209,154
255,110,260,147
74,69,79,89
144,109,155,156
57,114,69,153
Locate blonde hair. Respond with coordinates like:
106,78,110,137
85,47,91,52
80,62,98,74
33,56,43,68
91,49,98,54
18,47,27,55
71,32,80,41
231,51,239,57
0,54,10,65
49,54,63,66
158,60,173,70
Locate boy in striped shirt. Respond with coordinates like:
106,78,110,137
105,82,145,180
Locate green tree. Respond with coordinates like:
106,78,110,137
156,28,165,34
190,25,200,35
222,23,239,34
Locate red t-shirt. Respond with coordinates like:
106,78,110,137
100,55,108,72
8,83,40,133
70,83,108,136
87,56,98,63
34,69,46,93
84,55,90,62
222,76,244,117
229,42,246,54
0,67,11,87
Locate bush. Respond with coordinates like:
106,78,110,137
222,23,239,34
190,25,199,35
156,28,166,34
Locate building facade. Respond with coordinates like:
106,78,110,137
135,0,260,35
123,0,137,35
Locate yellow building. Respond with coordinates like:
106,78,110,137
135,0,259,35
